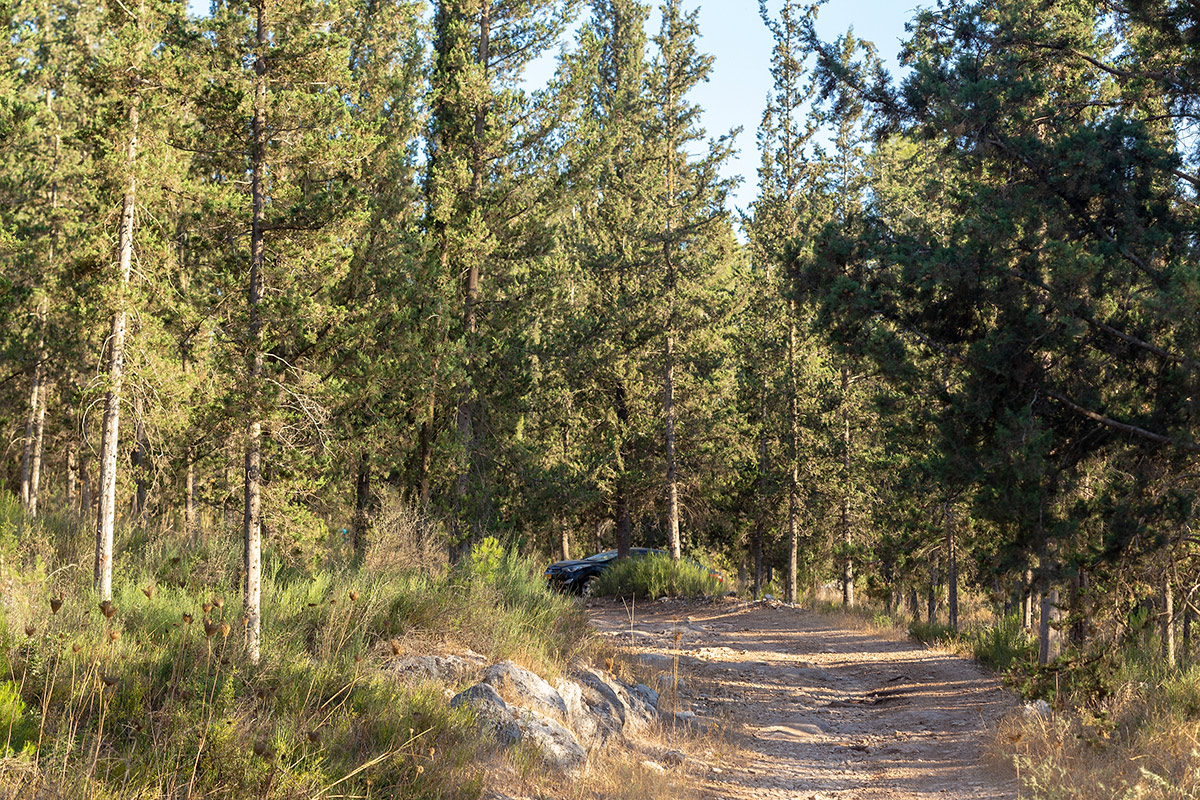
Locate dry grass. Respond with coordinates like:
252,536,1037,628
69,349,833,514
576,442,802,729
985,672,1200,799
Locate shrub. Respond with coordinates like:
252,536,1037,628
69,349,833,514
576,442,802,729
971,613,1036,671
908,619,958,645
591,554,722,599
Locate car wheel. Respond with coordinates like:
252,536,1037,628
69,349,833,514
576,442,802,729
580,576,597,598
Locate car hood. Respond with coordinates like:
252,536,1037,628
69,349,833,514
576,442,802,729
544,559,597,570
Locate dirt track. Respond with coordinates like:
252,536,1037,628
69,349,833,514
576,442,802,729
588,599,1019,800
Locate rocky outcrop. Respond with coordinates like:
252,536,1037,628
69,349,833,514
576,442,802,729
449,659,664,774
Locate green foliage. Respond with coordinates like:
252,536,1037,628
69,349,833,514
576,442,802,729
907,619,958,646
970,613,1036,672
591,554,722,600
0,496,592,799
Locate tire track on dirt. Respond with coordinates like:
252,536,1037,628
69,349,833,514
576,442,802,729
589,599,1018,800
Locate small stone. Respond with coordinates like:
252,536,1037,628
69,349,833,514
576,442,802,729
642,760,666,773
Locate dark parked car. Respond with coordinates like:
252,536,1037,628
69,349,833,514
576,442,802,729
544,548,724,596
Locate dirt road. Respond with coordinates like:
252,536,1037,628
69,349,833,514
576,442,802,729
588,599,1018,800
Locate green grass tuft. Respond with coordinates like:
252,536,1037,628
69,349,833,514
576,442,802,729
590,554,722,600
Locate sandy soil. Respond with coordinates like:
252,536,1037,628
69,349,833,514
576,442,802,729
588,598,1019,800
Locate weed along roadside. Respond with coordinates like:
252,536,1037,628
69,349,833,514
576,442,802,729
0,501,717,800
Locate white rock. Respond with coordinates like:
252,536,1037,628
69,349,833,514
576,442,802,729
483,661,568,718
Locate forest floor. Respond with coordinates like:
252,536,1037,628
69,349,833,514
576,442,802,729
588,598,1020,800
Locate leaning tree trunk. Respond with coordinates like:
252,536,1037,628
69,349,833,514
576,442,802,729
243,0,268,664
95,97,139,601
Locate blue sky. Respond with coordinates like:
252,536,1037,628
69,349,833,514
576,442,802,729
183,0,918,210
687,1,918,213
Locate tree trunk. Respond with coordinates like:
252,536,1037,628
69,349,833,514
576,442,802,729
1163,573,1176,670
841,365,853,608
243,0,267,664
19,303,47,512
927,557,940,624
352,451,370,559
1039,587,1062,665
131,393,147,518
80,450,92,516
786,309,799,605
1183,599,1193,664
185,447,197,541
1022,568,1034,631
663,331,681,561
450,2,492,557
946,502,958,631
559,517,570,561
909,585,920,623
95,97,139,601
753,392,767,598
28,382,47,519
66,439,79,513
614,378,631,560
1069,568,1088,647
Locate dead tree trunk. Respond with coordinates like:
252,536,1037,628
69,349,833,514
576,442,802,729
95,96,139,601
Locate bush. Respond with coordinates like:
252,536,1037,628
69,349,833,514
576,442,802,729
591,554,722,599
908,619,958,645
971,613,1037,672
0,493,596,800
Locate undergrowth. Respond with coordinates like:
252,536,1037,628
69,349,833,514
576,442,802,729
0,494,595,799
590,554,723,600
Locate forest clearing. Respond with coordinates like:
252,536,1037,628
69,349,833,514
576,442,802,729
4,0,1200,796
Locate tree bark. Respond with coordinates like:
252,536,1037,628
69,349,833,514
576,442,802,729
66,438,78,513
753,391,768,597
20,302,48,511
786,309,799,604
28,380,47,519
95,96,139,601
1039,586,1062,665
841,364,853,607
927,556,940,624
1022,568,1035,631
946,501,958,631
131,392,147,518
559,517,570,561
1163,573,1176,669
243,0,268,664
185,447,197,541
614,378,631,560
663,331,681,561
352,451,370,559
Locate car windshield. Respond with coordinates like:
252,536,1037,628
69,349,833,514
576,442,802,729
583,551,617,562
